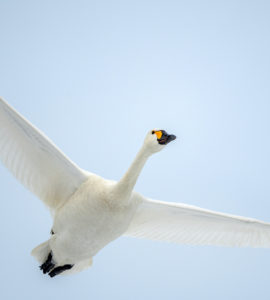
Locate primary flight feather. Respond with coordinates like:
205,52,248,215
0,97,269,277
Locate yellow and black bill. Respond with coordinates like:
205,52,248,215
152,130,176,145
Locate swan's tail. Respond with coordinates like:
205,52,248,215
31,240,50,264
31,240,93,276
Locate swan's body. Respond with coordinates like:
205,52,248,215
1,97,270,277
50,176,140,266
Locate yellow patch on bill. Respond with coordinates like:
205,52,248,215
155,130,162,139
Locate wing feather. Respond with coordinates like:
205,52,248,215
125,195,270,248
0,98,88,210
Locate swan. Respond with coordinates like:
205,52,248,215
1,97,270,278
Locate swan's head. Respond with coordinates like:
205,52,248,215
144,129,176,153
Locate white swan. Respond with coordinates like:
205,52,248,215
1,97,270,277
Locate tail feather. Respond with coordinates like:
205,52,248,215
31,241,50,264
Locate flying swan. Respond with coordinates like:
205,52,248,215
0,98,270,277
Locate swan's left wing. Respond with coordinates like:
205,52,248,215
0,98,89,210
124,194,270,248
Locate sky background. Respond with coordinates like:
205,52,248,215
1,0,270,299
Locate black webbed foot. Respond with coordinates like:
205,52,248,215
39,252,55,274
49,264,73,278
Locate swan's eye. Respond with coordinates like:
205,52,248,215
152,130,155,134
154,131,162,139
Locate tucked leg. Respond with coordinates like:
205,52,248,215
49,264,73,278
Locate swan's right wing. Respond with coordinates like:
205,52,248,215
124,195,270,248
0,98,89,210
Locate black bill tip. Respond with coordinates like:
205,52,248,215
168,134,176,142
158,131,177,145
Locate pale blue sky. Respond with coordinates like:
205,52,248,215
1,0,270,299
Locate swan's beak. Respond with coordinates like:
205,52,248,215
156,130,176,145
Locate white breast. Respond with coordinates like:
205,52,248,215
50,175,140,264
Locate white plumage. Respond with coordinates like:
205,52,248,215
125,197,270,247
0,98,88,209
0,97,269,277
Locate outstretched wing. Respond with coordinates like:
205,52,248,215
0,98,89,210
125,194,270,248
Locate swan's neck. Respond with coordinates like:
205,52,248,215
116,145,150,200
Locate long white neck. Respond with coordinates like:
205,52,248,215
115,145,151,200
